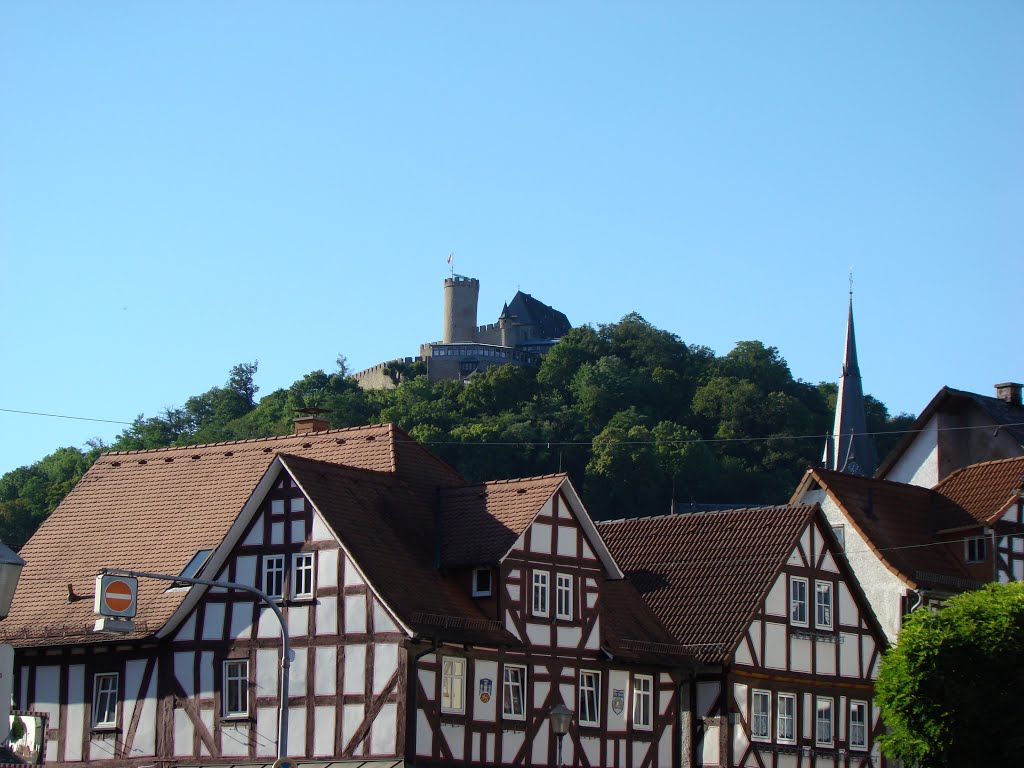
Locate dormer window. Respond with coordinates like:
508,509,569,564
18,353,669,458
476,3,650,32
472,567,492,597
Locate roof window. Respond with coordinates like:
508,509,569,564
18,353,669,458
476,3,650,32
166,549,215,591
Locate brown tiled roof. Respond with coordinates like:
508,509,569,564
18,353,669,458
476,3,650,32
281,456,515,646
598,506,816,664
440,475,567,567
935,457,1024,526
806,468,979,591
2,424,460,648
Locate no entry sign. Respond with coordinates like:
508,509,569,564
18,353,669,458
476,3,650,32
94,574,138,618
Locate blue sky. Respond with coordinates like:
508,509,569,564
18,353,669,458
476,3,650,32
2,1,1021,475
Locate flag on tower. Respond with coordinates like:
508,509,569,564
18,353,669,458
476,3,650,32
447,253,453,265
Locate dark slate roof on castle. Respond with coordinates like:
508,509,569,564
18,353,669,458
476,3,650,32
501,291,571,339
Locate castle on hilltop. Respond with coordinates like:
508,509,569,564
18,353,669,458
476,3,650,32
353,275,571,388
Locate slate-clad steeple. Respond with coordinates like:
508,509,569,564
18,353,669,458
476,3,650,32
823,290,877,476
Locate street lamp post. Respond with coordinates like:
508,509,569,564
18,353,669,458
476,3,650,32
549,703,573,768
98,568,291,760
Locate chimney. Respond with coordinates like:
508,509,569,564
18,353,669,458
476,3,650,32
994,382,1023,407
293,407,330,435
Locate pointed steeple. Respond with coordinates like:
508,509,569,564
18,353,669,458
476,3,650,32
823,286,877,476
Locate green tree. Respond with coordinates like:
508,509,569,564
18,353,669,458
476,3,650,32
875,582,1024,767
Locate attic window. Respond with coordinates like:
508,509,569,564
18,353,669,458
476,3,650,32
137,460,147,465
472,567,492,597
166,549,215,591
164,457,174,463
224,451,234,457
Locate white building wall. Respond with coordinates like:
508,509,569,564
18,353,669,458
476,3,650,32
819,495,907,644
885,415,939,487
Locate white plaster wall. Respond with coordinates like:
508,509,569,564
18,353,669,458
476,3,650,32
885,415,939,487
820,495,906,643
314,706,335,756
173,709,193,756
64,665,84,761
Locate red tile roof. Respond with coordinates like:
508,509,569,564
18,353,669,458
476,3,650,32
598,505,817,664
802,468,979,591
934,456,1024,525
281,455,515,646
440,475,568,566
2,424,452,647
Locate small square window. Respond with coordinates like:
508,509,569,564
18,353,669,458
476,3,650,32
965,537,986,563
472,567,492,597
292,553,315,599
290,497,305,513
271,499,285,515
223,660,248,717
92,673,118,728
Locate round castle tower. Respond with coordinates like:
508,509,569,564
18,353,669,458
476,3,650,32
443,275,480,343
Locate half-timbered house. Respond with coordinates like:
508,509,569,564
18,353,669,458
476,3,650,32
4,423,690,768
599,505,889,768
791,458,1024,643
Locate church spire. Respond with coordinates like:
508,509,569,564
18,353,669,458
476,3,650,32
823,283,877,476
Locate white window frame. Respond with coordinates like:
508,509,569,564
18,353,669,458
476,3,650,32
502,664,527,721
92,673,118,728
751,689,771,742
965,537,986,563
440,657,466,715
222,660,249,718
556,573,573,620
263,554,285,600
832,524,845,551
579,670,600,727
777,693,796,745
790,576,808,627
849,699,868,751
291,552,315,599
532,570,549,618
632,674,653,731
472,567,492,597
815,580,833,629
815,696,834,747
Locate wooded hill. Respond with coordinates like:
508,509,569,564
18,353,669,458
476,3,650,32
0,314,914,547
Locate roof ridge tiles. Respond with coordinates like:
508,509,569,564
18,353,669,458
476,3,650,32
598,503,814,526
99,423,393,459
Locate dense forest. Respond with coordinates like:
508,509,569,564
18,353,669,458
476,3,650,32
0,314,914,547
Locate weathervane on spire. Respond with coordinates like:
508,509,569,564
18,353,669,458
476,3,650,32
849,267,854,296
447,252,454,279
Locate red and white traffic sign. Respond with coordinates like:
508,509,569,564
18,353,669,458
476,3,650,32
94,575,138,618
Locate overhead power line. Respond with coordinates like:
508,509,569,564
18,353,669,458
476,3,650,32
0,408,133,426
